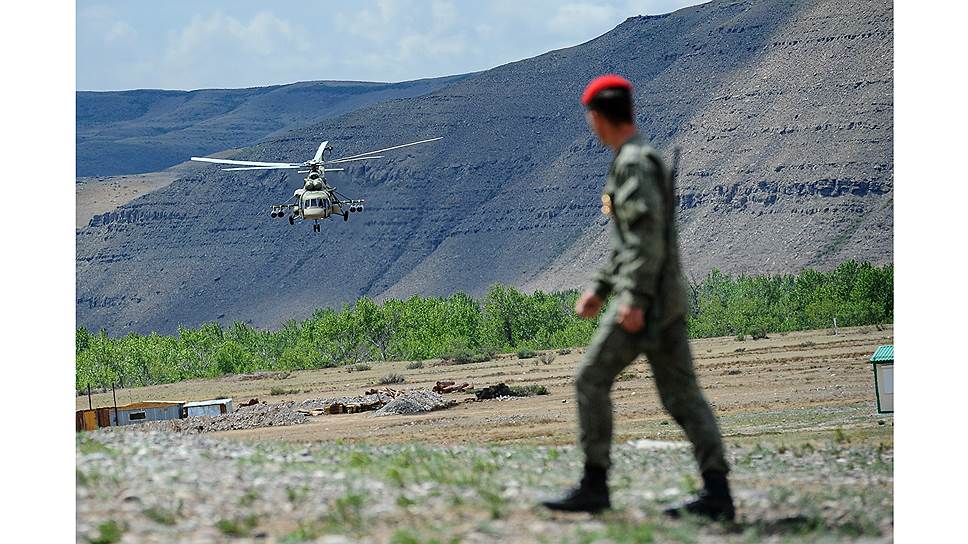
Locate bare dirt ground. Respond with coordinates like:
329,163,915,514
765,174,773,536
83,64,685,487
75,156,226,228
78,325,895,447
76,172,181,228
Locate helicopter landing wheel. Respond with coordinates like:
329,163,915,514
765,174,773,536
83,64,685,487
288,216,295,225
313,223,320,232
343,211,349,222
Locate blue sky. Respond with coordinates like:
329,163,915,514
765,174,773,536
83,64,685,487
77,0,702,90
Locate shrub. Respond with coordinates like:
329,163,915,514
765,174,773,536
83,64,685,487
346,363,372,372
517,348,538,359
539,353,556,365
405,361,424,370
508,384,548,396
557,348,572,355
439,347,495,365
270,387,299,396
379,373,405,385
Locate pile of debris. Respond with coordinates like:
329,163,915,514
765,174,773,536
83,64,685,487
295,387,461,417
433,380,471,394
373,390,455,416
475,383,513,400
296,388,402,415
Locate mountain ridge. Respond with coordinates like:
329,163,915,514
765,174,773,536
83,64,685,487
76,0,893,334
76,75,470,177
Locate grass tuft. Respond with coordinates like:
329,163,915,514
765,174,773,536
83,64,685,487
88,520,124,544
216,515,258,537
270,386,301,396
508,384,548,396
379,373,405,385
143,506,177,526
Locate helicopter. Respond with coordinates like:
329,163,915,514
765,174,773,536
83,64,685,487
190,137,442,232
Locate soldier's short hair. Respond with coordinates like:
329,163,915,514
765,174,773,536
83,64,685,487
586,87,634,125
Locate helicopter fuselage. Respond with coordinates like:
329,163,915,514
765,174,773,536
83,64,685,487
275,174,364,231
296,189,338,220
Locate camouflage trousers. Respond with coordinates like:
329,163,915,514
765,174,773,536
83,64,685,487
576,303,729,475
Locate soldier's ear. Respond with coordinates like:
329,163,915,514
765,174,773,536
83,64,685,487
586,110,606,136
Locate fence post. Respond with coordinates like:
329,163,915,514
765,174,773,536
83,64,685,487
87,383,92,410
833,317,839,335
112,383,118,427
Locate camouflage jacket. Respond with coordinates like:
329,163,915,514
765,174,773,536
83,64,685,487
592,134,689,330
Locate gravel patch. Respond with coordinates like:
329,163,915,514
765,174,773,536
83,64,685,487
373,390,455,416
77,432,893,543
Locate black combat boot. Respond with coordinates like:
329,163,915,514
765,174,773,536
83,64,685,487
664,471,735,522
542,464,611,513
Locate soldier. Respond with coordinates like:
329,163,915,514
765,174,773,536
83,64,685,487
541,74,735,521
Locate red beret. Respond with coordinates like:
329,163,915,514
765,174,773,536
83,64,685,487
581,74,633,106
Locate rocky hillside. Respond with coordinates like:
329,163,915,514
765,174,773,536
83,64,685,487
76,76,468,176
76,0,893,334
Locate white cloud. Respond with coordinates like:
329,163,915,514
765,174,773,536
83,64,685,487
104,21,136,44
156,11,315,89
78,4,136,47
165,12,304,61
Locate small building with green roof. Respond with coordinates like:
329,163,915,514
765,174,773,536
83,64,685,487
869,345,893,413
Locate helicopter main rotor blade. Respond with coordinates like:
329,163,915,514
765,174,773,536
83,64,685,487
312,140,329,163
329,137,442,163
191,156,301,168
222,166,302,171
297,168,345,173
326,155,385,164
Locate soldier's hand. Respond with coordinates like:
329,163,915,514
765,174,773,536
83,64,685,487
617,304,645,333
575,291,603,318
